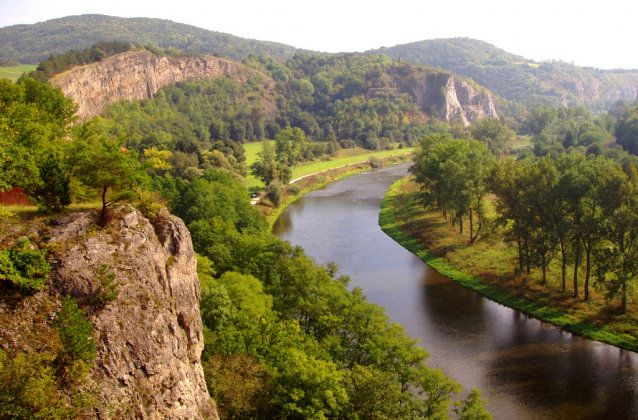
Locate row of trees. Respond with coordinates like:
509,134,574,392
411,133,638,313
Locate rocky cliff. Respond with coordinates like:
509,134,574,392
51,50,246,121
372,71,499,125
0,206,218,419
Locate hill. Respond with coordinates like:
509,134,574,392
363,38,638,113
0,14,316,64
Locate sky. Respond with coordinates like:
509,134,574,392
1,0,637,70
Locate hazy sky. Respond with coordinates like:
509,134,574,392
1,0,636,69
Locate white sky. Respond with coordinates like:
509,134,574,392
1,0,636,70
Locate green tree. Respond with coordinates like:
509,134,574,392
275,127,306,165
469,118,515,156
75,137,144,222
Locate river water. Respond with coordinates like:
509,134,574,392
272,163,638,420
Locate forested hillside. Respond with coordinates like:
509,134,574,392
0,14,315,64
363,38,638,113
0,69,492,418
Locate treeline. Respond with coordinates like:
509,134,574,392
412,133,638,314
523,103,638,168
26,41,133,83
0,14,313,64
0,78,491,418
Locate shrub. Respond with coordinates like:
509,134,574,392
55,296,96,370
89,264,120,304
288,184,301,195
266,181,283,207
314,175,327,184
0,239,50,293
369,156,383,168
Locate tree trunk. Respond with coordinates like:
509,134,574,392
517,236,524,271
622,282,627,315
573,245,580,298
469,209,474,243
584,236,592,301
100,185,108,223
561,252,566,293
459,217,463,234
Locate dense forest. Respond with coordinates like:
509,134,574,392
364,38,638,114
0,73,492,417
4,33,638,417
0,14,314,64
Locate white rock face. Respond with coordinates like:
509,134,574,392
51,50,238,121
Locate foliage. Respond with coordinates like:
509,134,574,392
364,37,638,114
54,296,96,372
0,350,71,419
26,41,132,83
0,239,50,293
0,14,314,64
74,136,144,221
0,77,77,203
266,181,283,207
88,264,120,304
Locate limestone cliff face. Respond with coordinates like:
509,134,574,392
393,72,498,125
51,50,241,121
44,206,217,419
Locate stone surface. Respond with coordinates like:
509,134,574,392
388,71,499,125
51,50,248,122
46,206,218,419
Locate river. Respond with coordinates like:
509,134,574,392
272,163,638,420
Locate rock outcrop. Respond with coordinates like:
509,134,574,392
51,50,243,121
43,206,217,419
370,71,499,125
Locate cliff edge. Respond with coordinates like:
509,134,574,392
0,206,218,419
51,50,243,121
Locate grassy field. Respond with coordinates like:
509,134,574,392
380,177,638,353
0,65,37,81
245,141,414,190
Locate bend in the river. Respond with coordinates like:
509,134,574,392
272,163,638,420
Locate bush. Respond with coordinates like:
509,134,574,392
267,181,283,207
369,156,383,168
288,184,301,195
314,175,327,184
55,296,96,370
0,239,50,293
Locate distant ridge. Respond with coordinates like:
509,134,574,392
362,38,638,111
0,14,319,64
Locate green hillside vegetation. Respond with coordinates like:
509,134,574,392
0,76,491,418
364,38,638,114
0,14,316,65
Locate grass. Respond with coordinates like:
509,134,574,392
379,177,638,353
261,154,411,225
0,65,38,82
245,141,414,191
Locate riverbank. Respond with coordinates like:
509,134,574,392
260,154,411,225
379,177,638,353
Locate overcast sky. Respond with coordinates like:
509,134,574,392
1,0,636,70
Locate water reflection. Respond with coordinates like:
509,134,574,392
272,163,638,420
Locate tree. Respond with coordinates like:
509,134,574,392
469,118,515,156
595,165,638,313
275,127,306,165
75,137,144,222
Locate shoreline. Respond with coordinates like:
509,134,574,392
261,154,411,226
379,177,638,354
